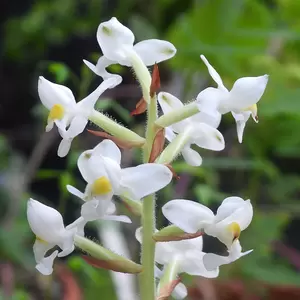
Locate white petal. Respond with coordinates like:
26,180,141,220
57,229,75,257
83,57,122,86
66,115,88,138
81,199,111,221
120,163,172,200
57,138,72,157
200,55,227,91
33,239,54,263
77,78,118,115
102,215,132,223
77,150,95,183
36,250,59,276
92,140,121,165
227,75,269,111
66,216,86,237
66,185,85,200
172,282,188,300
232,111,251,143
135,227,142,244
27,199,65,244
216,197,253,230
38,77,76,110
181,146,203,166
162,200,214,233
158,92,184,113
180,250,219,278
165,127,176,143
134,39,176,66
193,123,225,151
196,87,225,127
97,17,134,63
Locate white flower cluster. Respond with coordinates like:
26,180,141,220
27,17,268,299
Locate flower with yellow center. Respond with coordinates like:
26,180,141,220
162,196,253,249
83,17,176,103
38,76,118,157
196,54,268,143
66,140,173,221
27,198,77,275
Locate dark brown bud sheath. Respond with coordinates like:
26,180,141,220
149,128,165,163
150,63,161,97
165,164,180,180
88,130,145,149
131,97,147,116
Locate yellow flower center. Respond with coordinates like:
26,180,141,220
227,222,241,242
91,176,112,195
48,104,65,121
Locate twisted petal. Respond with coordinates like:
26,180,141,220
83,57,122,86
227,75,269,111
38,77,76,110
57,229,75,257
33,239,55,263
231,111,251,143
162,200,215,233
78,77,119,115
120,164,172,200
102,215,132,223
193,123,225,151
134,39,176,66
200,55,227,91
203,240,253,271
92,140,121,165
36,250,59,276
97,17,134,63
27,199,65,244
81,199,112,221
181,146,203,167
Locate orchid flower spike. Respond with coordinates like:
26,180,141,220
83,17,176,102
162,196,253,248
136,228,218,299
203,239,253,271
197,55,268,143
38,76,118,157
67,140,172,219
27,199,77,275
158,92,225,166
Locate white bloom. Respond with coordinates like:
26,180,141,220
67,140,172,220
83,17,176,99
158,92,225,166
203,239,253,271
27,199,76,275
38,76,118,157
136,228,218,299
197,55,268,142
162,197,253,248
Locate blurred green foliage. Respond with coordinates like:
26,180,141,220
1,0,300,299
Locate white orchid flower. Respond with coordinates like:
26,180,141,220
136,228,218,299
162,197,253,248
83,17,176,101
158,92,225,166
197,55,268,143
67,140,172,219
27,198,77,275
38,76,118,157
203,239,253,271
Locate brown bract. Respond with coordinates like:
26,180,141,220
149,128,165,163
157,278,181,300
150,63,161,97
131,97,147,116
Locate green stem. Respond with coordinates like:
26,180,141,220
155,102,199,129
140,94,158,300
140,194,156,300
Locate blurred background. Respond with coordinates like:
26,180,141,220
1,0,300,299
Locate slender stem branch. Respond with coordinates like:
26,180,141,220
155,102,199,129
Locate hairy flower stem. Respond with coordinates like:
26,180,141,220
140,94,158,300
